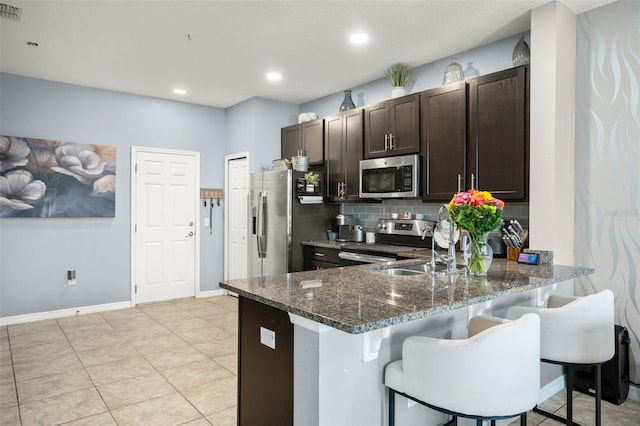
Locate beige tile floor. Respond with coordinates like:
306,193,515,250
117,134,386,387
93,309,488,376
1,295,639,425
0,296,239,426
422,368,640,425
509,386,640,426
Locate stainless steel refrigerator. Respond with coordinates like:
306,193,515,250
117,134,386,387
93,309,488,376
249,170,338,277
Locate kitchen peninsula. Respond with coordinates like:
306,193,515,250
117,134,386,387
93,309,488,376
220,258,594,426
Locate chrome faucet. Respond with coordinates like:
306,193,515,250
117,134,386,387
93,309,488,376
431,204,459,274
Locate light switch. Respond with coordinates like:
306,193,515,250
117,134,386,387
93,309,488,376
260,326,276,349
204,217,210,227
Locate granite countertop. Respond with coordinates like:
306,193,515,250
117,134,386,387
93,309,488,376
220,258,594,334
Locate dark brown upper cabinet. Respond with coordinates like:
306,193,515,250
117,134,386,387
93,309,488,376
324,108,364,200
421,82,467,201
364,93,420,159
281,118,324,165
467,66,528,200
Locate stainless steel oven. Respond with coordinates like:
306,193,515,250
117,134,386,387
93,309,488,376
359,154,420,198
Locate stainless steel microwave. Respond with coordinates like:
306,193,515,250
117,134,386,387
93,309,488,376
359,154,420,198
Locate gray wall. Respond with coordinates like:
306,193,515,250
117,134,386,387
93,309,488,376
300,33,529,119
574,0,640,382
0,73,227,317
225,96,299,173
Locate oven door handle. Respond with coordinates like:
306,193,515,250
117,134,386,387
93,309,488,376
338,252,396,264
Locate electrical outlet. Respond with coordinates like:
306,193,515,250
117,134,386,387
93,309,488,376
67,270,77,286
260,326,276,349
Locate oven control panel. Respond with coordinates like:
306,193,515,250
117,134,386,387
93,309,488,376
376,219,434,238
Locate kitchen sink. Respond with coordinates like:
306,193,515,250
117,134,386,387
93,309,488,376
374,262,456,276
374,262,449,276
400,263,432,273
377,268,425,276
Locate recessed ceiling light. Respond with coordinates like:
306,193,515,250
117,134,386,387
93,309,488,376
173,88,186,95
349,32,369,45
266,72,282,82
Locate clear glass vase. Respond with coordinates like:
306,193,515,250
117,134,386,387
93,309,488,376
512,36,530,67
463,233,493,276
339,89,356,112
443,58,464,85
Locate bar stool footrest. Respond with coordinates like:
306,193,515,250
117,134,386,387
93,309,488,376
533,405,585,426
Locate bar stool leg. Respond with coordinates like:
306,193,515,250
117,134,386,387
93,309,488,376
520,412,527,425
566,365,574,425
595,364,602,426
388,388,395,426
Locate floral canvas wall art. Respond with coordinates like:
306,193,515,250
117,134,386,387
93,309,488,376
0,136,116,218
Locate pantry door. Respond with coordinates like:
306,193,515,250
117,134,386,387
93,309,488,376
225,153,249,281
132,147,200,304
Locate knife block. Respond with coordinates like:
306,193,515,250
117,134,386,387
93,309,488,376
506,231,529,261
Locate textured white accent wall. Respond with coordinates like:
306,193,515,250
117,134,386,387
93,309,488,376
575,0,640,383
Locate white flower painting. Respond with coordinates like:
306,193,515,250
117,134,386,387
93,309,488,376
0,136,116,218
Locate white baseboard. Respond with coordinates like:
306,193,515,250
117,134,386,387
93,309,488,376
197,289,227,298
0,291,230,326
0,301,133,326
539,375,566,403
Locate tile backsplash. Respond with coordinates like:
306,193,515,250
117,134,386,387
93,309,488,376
341,199,529,233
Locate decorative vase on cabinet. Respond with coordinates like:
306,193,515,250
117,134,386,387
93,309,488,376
443,58,464,85
512,36,530,67
339,90,356,112
391,87,406,98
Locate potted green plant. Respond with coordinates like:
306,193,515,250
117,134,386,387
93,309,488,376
304,172,319,192
384,63,413,98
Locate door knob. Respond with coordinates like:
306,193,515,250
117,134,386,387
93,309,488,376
185,231,194,238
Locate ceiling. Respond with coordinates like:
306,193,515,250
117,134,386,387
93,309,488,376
0,0,615,108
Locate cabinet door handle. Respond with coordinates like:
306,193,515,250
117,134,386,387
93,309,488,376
337,182,344,198
389,133,394,150
457,174,463,192
314,253,325,257
384,134,389,151
471,173,477,190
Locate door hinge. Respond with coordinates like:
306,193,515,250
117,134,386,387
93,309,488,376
135,285,137,294
135,224,137,232
135,163,138,173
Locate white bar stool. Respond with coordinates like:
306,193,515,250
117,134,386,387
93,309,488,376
384,313,540,426
508,289,615,426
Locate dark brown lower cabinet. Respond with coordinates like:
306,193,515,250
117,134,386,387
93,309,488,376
238,297,293,426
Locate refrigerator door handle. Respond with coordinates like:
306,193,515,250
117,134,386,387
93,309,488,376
257,192,267,258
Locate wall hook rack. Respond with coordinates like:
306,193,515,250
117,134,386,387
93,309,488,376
200,188,223,235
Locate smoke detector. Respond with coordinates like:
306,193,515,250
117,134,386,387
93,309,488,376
0,3,22,21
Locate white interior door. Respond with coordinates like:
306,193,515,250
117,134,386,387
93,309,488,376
226,155,249,280
133,149,198,303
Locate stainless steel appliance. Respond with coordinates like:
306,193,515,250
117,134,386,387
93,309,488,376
250,170,339,277
336,218,435,266
336,214,352,242
350,225,364,242
359,154,420,198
